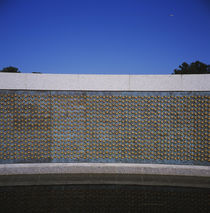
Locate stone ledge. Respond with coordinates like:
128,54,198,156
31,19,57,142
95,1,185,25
0,163,209,188
0,73,210,91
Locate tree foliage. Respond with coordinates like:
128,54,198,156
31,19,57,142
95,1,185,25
173,61,209,74
0,66,21,73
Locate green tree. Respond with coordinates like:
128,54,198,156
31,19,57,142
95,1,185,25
0,66,21,73
173,61,209,74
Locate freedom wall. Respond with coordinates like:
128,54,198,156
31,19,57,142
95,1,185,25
0,73,210,212
0,74,209,166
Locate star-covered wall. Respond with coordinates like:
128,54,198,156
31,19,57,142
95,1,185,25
0,90,209,165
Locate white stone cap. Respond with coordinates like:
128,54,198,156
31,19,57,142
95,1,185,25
0,163,209,188
0,73,209,91
1,163,209,177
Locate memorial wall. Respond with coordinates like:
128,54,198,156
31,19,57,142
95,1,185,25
0,90,209,165
0,74,209,212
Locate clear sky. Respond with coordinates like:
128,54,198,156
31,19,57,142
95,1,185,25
0,0,210,74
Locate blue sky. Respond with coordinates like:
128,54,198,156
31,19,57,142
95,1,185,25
0,0,210,74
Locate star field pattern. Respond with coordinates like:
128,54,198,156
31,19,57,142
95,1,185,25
0,90,209,165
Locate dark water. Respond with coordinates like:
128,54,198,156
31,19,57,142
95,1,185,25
0,185,209,213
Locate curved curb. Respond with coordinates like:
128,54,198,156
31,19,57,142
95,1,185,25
0,163,209,188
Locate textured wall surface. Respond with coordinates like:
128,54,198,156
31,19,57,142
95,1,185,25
0,90,209,165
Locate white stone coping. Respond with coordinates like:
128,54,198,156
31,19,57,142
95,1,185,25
1,163,209,188
0,73,210,91
1,163,209,176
